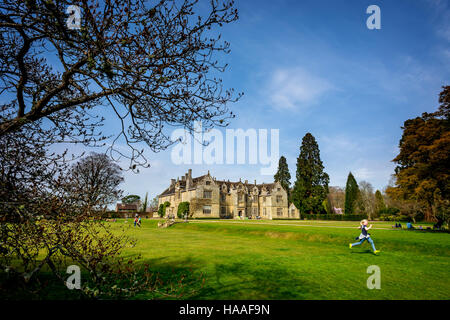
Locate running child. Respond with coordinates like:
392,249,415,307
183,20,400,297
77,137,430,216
349,219,380,254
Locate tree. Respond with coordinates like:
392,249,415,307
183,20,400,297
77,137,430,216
0,0,234,298
374,190,386,216
291,133,329,214
150,196,159,210
0,129,173,299
322,197,333,214
158,201,170,218
328,186,345,211
0,0,241,169
177,201,190,219
388,86,450,222
67,152,124,211
274,156,291,202
0,126,66,218
150,197,158,208
141,192,148,213
433,189,450,227
158,204,165,218
122,194,141,204
359,181,375,219
344,172,362,215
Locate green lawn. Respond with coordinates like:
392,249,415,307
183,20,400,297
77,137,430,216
113,218,450,300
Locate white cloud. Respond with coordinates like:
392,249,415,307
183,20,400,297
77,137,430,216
425,0,450,42
267,68,333,110
353,168,374,180
321,134,359,154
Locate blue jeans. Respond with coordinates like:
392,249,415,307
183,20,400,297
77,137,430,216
352,237,376,251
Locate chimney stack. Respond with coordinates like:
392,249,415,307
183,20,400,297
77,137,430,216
186,169,192,190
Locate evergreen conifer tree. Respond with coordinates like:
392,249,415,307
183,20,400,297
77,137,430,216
344,172,361,214
274,156,291,202
374,190,386,216
291,133,329,214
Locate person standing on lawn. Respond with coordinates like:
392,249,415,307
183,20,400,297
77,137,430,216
349,219,380,254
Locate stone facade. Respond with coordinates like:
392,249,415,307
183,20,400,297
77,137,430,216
158,169,289,219
288,203,301,219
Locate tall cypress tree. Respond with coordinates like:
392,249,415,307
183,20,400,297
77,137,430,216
291,133,329,214
274,156,291,202
344,172,361,214
374,190,386,215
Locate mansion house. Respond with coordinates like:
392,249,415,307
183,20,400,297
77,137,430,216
158,169,292,219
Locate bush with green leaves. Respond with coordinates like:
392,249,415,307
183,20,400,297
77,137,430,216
157,202,171,218
300,214,367,221
379,207,401,216
177,202,190,219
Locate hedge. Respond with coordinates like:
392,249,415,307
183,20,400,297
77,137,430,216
301,214,367,221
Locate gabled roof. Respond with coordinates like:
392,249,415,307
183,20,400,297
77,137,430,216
159,171,279,197
116,203,139,211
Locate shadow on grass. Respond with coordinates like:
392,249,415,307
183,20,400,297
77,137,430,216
132,256,319,300
0,256,205,300
191,262,317,300
0,271,86,300
133,256,207,300
350,250,375,255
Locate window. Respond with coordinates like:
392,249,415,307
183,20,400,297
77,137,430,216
262,196,266,203
206,181,211,185
277,187,281,191
203,205,211,214
221,193,226,201
221,206,226,215
277,208,282,216
263,208,266,216
276,195,282,203
291,209,295,216
238,193,243,202
253,207,258,215
203,191,212,199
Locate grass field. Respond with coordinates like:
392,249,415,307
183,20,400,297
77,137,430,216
112,218,450,300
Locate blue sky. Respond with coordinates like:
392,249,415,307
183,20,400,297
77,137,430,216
52,0,450,202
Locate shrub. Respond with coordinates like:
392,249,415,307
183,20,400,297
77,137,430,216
301,214,366,221
157,201,171,218
177,202,190,219
378,207,400,216
110,212,120,219
158,203,166,218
